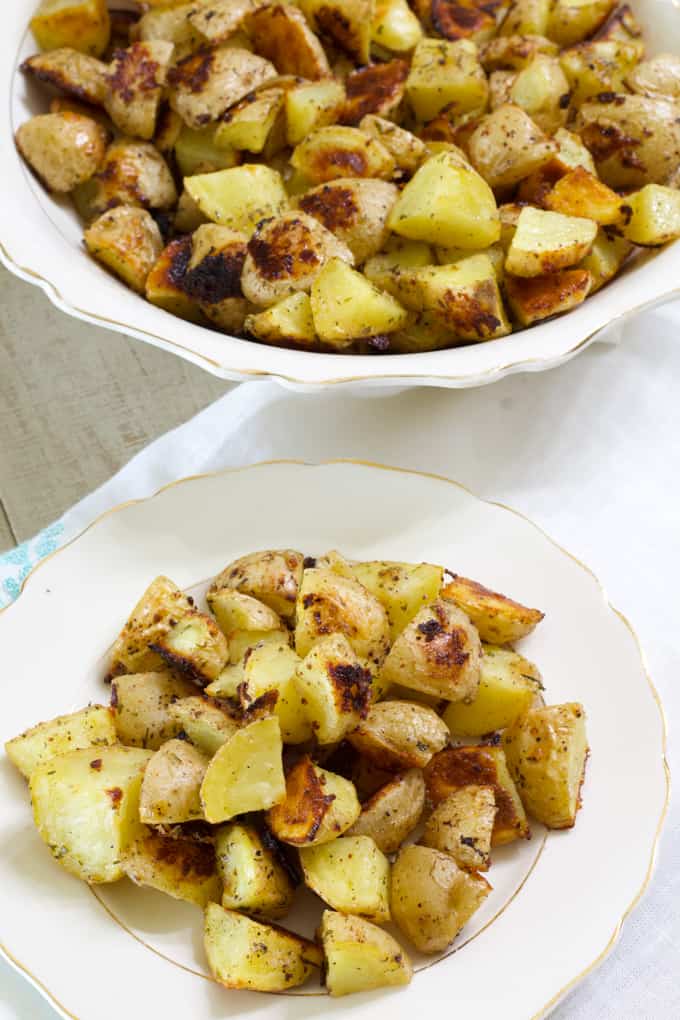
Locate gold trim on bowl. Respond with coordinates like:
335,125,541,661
0,460,670,1020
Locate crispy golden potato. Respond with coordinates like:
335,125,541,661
371,0,423,54
406,38,488,121
380,599,482,702
266,756,361,845
111,671,196,749
188,0,259,45
123,832,220,907
245,292,318,347
443,644,542,736
180,223,249,332
301,836,391,921
544,167,622,226
423,0,498,43
468,104,557,191
298,179,398,263
547,0,616,47
139,738,209,824
332,558,444,641
480,34,558,72
30,745,152,882
247,4,330,79
348,700,450,770
359,116,426,174
348,768,425,853
5,706,116,780
300,0,372,64
200,716,285,823
292,126,396,184
168,46,276,128
205,903,322,991
168,695,241,755
341,61,409,125
31,0,110,57
321,910,412,996
104,41,173,140
506,207,597,277
620,185,680,246
626,53,680,99
310,258,410,349
16,111,107,193
285,80,346,146
505,268,592,326
503,703,588,828
425,745,530,845
442,574,544,644
21,48,108,105
391,845,491,953
591,2,644,58
216,821,295,918
296,634,372,744
84,205,164,294
150,609,229,686
74,139,177,222
211,549,304,621
421,785,497,871
108,575,193,679
146,237,203,323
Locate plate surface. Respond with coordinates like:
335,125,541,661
1,2,679,390
0,461,668,1019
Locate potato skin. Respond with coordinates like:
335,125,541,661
211,549,304,620
110,671,196,749
84,204,164,294
168,45,277,128
105,41,173,140
123,832,220,907
468,103,557,190
22,48,108,105
298,179,398,263
421,784,497,871
16,112,107,193
266,756,361,845
348,768,425,853
108,575,192,679
74,140,177,222
347,700,450,770
442,574,544,644
139,738,209,824
246,4,330,79
321,910,412,996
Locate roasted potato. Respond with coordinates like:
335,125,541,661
626,53,680,99
380,598,482,702
139,738,210,824
188,0,258,45
296,634,372,744
21,48,108,105
204,903,322,991
238,639,312,743
348,700,450,770
547,0,616,47
425,744,530,845
364,240,435,293
298,179,398,263
406,38,488,121
74,140,178,222
341,60,409,125
168,46,276,128
136,4,202,57
442,574,544,644
30,745,152,882
480,33,559,72
508,54,570,134
15,111,107,193
168,695,241,755
104,41,173,140
30,0,110,57
620,185,680,246
216,821,295,918
545,167,622,226
506,207,597,276
123,832,221,907
391,845,491,953
180,223,250,332
146,237,204,322
247,4,330,79
108,575,193,679
503,703,588,828
359,116,427,174
321,910,412,996
266,756,361,845
208,588,283,639
468,104,557,191
200,716,285,823
110,671,196,749
501,0,552,37
214,88,285,155
505,268,592,325
301,835,391,921
299,0,372,64
84,205,164,294
443,644,542,736
310,258,410,349
245,292,318,347
332,558,444,641
421,785,497,871
185,164,287,233
210,549,304,620
371,0,423,54
348,768,426,853
291,125,396,184
149,609,229,686
5,706,116,780
560,39,639,106
174,124,240,177
285,80,346,146
579,228,631,292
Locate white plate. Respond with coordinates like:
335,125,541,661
0,461,669,1019
2,3,679,391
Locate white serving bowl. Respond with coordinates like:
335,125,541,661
2,0,678,391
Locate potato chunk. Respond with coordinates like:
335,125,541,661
348,768,425,853
406,38,488,122
238,639,312,743
391,845,491,953
341,61,409,125
208,588,282,637
335,559,443,641
111,671,195,749
300,0,372,64
301,836,390,921
104,41,173,140
146,237,203,323
296,634,372,743
508,54,570,135
216,821,295,919
360,116,426,174
168,46,276,128
380,599,482,702
21,48,108,105
75,140,177,222
6,706,116,780
626,53,680,100
506,207,597,277
174,124,240,177
505,268,592,326
388,152,500,249
545,167,622,226
421,785,497,871
503,703,588,828
291,126,396,184
442,573,544,644
443,645,542,736
501,0,552,36
468,104,557,191
247,4,330,79
371,0,423,53
30,0,110,57
108,576,193,679
364,241,434,293
245,292,318,347
30,745,152,882
139,738,209,824
123,833,220,907
16,112,107,193
348,701,449,770
168,696,241,755
211,550,304,621
204,903,322,991
266,756,361,845
579,228,631,292
188,0,258,45
321,910,412,996
620,185,680,246
295,566,391,667
200,716,285,823
180,224,249,333
547,0,615,47
285,80,346,146
425,745,529,845
299,179,398,263
311,259,410,349
85,205,163,294
185,164,287,233
150,609,229,686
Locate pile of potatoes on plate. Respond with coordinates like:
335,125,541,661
6,548,589,996
14,0,680,352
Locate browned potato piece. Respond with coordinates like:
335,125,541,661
16,112,107,193
216,821,295,919
300,0,372,64
84,205,164,293
505,207,597,277
182,224,249,332
348,769,425,853
241,212,354,307
136,5,203,61
391,845,491,953
246,5,330,79
146,236,204,323
592,3,644,58
168,46,277,129
188,0,259,45
545,167,623,226
425,0,497,43
348,701,450,770
150,609,229,686
110,671,196,749
424,745,530,845
340,61,409,125
503,703,588,828
266,756,361,845
109,576,193,679
626,54,680,99
442,574,544,644
30,0,111,57
359,116,426,174
547,0,616,47
321,910,413,996
104,41,173,140
468,104,557,191
74,139,177,222
380,599,482,702
169,695,241,756
505,269,592,326
139,738,210,824
298,179,398,264
295,634,372,744
421,785,497,871
480,34,558,72
21,48,108,105
211,549,304,620
123,832,220,907
291,126,396,184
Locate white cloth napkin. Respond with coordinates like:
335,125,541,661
2,305,679,1019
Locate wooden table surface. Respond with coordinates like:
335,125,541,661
0,264,229,553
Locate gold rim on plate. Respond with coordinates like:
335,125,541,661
0,459,670,1020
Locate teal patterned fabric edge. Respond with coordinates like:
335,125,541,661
0,521,65,609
